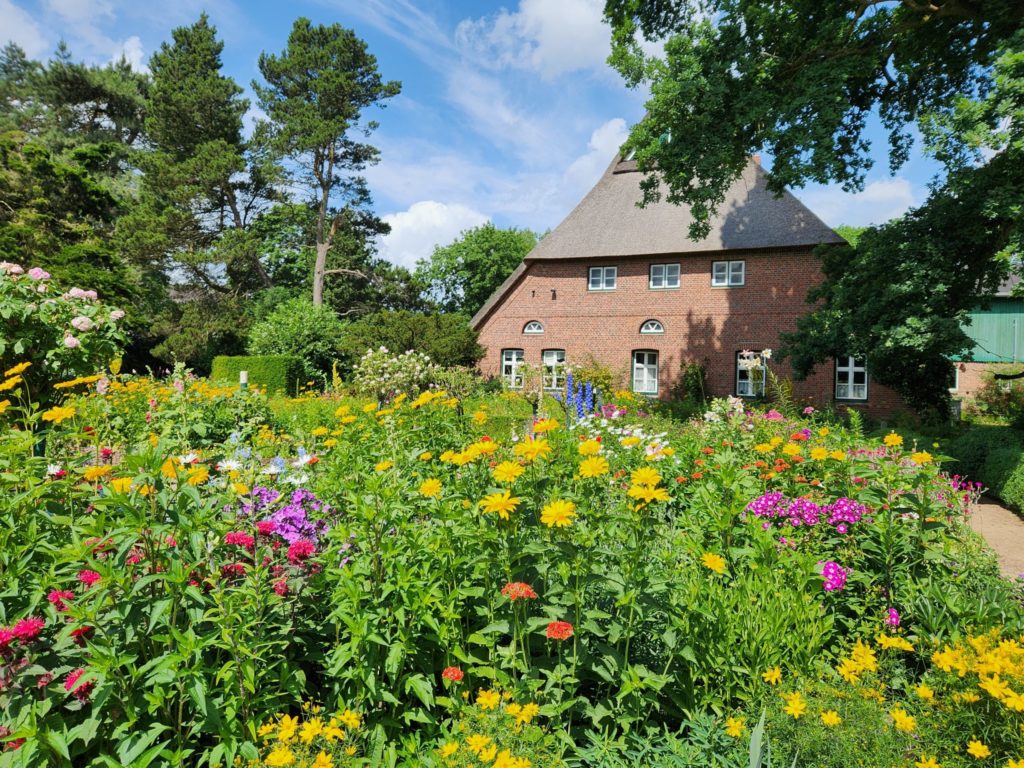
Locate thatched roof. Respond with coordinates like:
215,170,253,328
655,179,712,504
471,155,844,329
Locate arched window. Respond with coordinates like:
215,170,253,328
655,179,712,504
523,321,544,334
640,319,664,334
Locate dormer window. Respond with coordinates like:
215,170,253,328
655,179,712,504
523,321,544,334
640,319,664,334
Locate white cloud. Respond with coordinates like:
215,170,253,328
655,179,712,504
563,117,629,191
111,35,146,71
377,201,489,269
799,178,919,228
455,0,610,79
0,0,49,57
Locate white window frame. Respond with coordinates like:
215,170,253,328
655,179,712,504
736,350,766,397
640,319,665,334
542,349,566,390
835,356,868,400
501,349,525,389
523,321,544,334
950,364,959,393
649,263,680,289
712,260,745,287
632,350,659,395
588,266,617,291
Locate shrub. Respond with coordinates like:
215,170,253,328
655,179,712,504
211,355,304,396
338,311,482,372
247,298,346,382
350,347,440,403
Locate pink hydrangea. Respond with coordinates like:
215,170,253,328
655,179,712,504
67,288,98,300
63,335,80,349
27,267,50,280
0,261,24,274
71,316,94,332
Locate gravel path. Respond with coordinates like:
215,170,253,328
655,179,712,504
968,495,1024,580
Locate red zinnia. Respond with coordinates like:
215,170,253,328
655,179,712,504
77,570,101,588
442,666,464,682
287,539,315,565
48,590,74,612
12,617,44,642
500,582,538,601
546,621,573,641
64,668,94,702
224,531,255,549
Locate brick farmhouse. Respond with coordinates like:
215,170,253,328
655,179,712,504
470,153,904,416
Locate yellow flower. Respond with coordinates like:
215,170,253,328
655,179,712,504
782,442,801,456
300,718,324,744
725,716,745,737
810,447,828,461
374,460,393,472
310,752,333,768
754,443,773,453
541,499,576,528
818,427,829,436
323,439,337,448
480,745,497,762
1005,760,1024,768
513,437,551,462
257,722,276,739
911,451,933,465
265,745,296,767
914,758,941,768
0,375,22,392
340,415,357,424
83,465,113,482
439,742,459,758
627,484,671,504
362,403,378,413
419,478,442,498
830,450,846,461
782,691,807,719
620,436,641,447
338,709,361,729
967,740,991,759
473,410,488,425
890,706,916,733
579,456,610,478
914,683,935,701
3,362,30,376
0,399,10,415
335,405,351,417
700,552,726,574
277,714,299,743
187,467,209,486
762,667,782,685
477,690,501,710
533,418,558,433
515,702,539,724
466,734,491,755
109,477,133,494
883,432,903,447
769,436,783,447
577,439,601,456
41,405,76,423
232,482,249,495
820,710,842,727
480,490,521,520
980,674,1012,700
493,461,525,483
630,467,661,487
311,426,329,436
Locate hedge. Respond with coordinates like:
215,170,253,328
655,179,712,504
945,425,1024,511
210,355,303,395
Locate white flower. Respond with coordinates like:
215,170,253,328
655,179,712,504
262,464,283,476
217,460,242,472
63,334,80,348
703,411,721,422
179,453,199,465
71,315,94,332
46,464,63,476
762,348,773,360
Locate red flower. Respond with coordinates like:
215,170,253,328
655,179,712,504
224,531,255,549
0,627,14,650
442,666,464,682
790,432,807,441
546,621,574,641
77,570,101,588
220,562,247,579
700,447,715,455
11,617,44,642
164,536,177,548
100,447,113,460
125,548,145,566
691,472,704,480
255,520,276,537
500,582,538,601
273,579,289,596
47,590,74,612
287,539,315,565
70,626,93,647
675,476,688,483
64,668,94,702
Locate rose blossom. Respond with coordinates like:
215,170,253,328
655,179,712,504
27,267,50,280
71,316,94,332
63,335,80,348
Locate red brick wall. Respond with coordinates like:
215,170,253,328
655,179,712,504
475,248,907,418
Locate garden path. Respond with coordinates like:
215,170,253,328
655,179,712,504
969,495,1024,580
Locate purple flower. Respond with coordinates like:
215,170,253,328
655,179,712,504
821,560,849,592
885,608,901,627
802,406,815,415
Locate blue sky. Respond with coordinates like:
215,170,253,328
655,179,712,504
3,0,941,268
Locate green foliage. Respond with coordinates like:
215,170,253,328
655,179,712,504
339,311,482,372
151,295,250,374
573,715,743,767
211,355,304,396
247,298,346,382
414,223,536,317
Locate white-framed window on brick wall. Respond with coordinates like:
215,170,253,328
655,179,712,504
632,350,659,395
640,319,664,334
712,260,745,287
588,266,617,290
542,349,566,390
736,350,767,397
649,263,680,289
523,321,544,334
501,349,524,389
835,356,868,400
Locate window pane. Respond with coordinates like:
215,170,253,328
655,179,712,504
837,383,849,399
589,268,601,289
852,384,867,398
604,267,616,289
666,264,680,286
729,261,745,284
713,262,727,284
650,264,663,286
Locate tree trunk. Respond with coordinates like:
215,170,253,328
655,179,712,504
313,241,329,306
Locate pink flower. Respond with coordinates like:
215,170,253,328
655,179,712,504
802,406,815,415
12,617,44,642
77,570,101,588
224,531,255,549
885,608,901,627
821,560,849,592
255,520,277,536
63,335,80,348
64,668,94,702
27,267,50,280
70,626,93,647
273,579,289,596
0,627,15,649
48,590,74,611
96,378,109,395
287,539,315,565
110,309,125,320
71,316,93,332
0,261,24,275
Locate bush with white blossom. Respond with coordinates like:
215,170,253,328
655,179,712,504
351,347,440,403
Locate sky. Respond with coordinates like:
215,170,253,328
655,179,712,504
3,0,943,270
